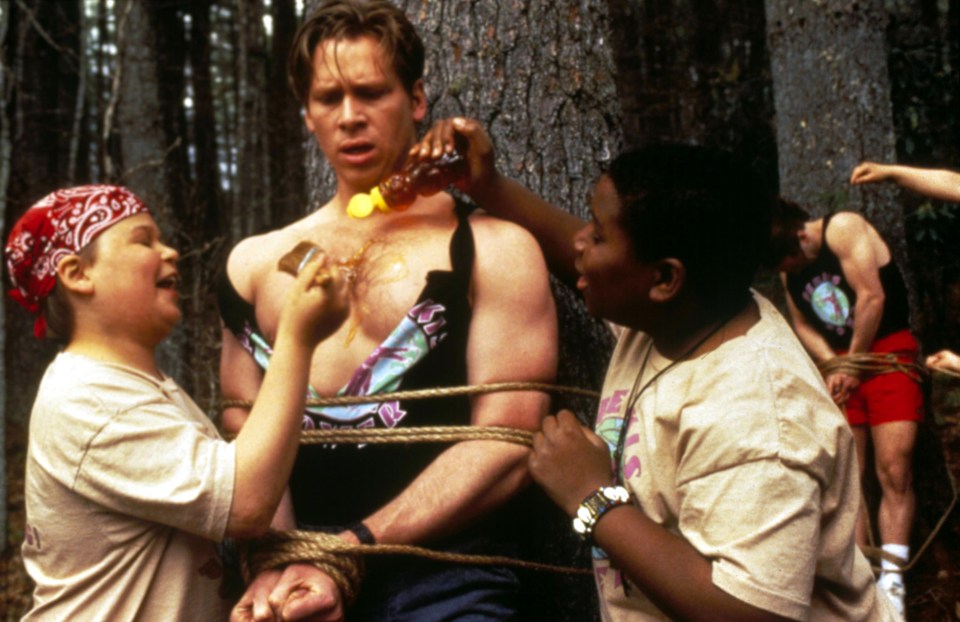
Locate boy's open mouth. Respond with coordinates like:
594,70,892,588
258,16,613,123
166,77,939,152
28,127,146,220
156,274,179,290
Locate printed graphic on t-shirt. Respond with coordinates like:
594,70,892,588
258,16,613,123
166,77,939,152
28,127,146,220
593,388,635,587
302,299,448,432
801,272,853,336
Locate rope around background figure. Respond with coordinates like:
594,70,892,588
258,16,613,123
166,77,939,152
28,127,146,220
820,353,959,576
227,381,600,605
817,352,927,384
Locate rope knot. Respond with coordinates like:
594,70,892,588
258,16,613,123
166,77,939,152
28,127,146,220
240,530,365,606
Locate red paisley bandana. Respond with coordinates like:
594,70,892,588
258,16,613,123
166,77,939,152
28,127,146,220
5,185,151,338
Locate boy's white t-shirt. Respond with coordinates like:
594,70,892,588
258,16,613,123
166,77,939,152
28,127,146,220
21,352,236,621
592,293,898,621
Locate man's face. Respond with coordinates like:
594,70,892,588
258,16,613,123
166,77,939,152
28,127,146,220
776,226,814,274
777,248,808,274
304,35,426,195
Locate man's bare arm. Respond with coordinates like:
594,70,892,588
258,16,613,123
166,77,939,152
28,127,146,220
826,213,886,355
358,217,558,544
413,117,586,288
851,161,960,203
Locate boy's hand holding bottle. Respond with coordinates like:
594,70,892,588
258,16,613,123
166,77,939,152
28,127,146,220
277,249,350,349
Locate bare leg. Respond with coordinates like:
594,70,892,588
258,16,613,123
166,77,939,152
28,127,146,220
850,424,871,546
871,420,917,546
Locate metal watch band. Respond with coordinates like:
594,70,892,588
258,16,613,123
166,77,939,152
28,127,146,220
572,485,631,544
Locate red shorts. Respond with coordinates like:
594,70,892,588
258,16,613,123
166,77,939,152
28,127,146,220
842,330,924,427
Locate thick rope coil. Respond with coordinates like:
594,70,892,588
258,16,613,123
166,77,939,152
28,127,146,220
240,531,365,607
817,352,927,383
241,529,592,602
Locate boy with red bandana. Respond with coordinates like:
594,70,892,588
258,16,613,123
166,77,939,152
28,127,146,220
6,185,348,620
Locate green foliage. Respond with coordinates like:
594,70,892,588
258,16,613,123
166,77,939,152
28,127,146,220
813,188,850,215
908,200,957,243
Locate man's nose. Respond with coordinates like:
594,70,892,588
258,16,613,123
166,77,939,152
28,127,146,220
339,96,366,129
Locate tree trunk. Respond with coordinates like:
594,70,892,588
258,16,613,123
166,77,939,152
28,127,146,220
765,0,920,337
1,0,83,552
235,0,270,235
3,0,82,424
267,0,306,228
183,1,230,410
112,0,191,381
764,1,911,304
883,0,960,353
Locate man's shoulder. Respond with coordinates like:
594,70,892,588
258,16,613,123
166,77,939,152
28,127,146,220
226,214,327,284
467,211,541,256
467,213,552,307
828,210,870,228
825,211,873,240
825,211,887,255
231,214,325,257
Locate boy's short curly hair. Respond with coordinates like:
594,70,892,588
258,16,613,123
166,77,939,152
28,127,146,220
607,145,773,314
288,0,425,104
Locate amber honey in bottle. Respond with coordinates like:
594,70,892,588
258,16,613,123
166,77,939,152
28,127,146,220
348,143,468,218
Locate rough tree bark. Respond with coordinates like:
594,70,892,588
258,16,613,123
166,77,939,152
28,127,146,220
235,1,270,236
185,0,230,409
607,0,775,183
883,0,960,352
267,0,307,229
764,0,914,313
112,0,194,381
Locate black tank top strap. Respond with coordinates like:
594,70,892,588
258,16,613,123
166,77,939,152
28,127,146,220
215,267,262,341
449,198,476,281
820,212,834,248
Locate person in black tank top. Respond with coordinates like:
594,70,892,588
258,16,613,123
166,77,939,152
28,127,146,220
219,2,558,620
766,197,923,617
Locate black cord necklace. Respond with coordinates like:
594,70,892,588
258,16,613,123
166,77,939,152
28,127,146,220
612,315,735,485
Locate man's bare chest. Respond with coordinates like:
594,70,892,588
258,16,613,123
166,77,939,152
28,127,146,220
256,225,457,352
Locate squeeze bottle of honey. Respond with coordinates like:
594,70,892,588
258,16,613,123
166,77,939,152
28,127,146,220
347,144,468,218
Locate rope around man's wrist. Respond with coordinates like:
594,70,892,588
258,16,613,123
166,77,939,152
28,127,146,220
572,485,631,545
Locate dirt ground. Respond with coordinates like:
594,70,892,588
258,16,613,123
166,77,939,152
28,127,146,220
2,378,960,621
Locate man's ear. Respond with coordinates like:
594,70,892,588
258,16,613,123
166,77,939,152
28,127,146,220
56,255,94,295
649,258,685,303
410,79,427,122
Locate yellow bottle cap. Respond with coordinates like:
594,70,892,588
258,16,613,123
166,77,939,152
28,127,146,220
370,187,390,213
347,192,375,219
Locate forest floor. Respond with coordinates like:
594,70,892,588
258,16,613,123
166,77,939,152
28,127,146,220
2,378,960,621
